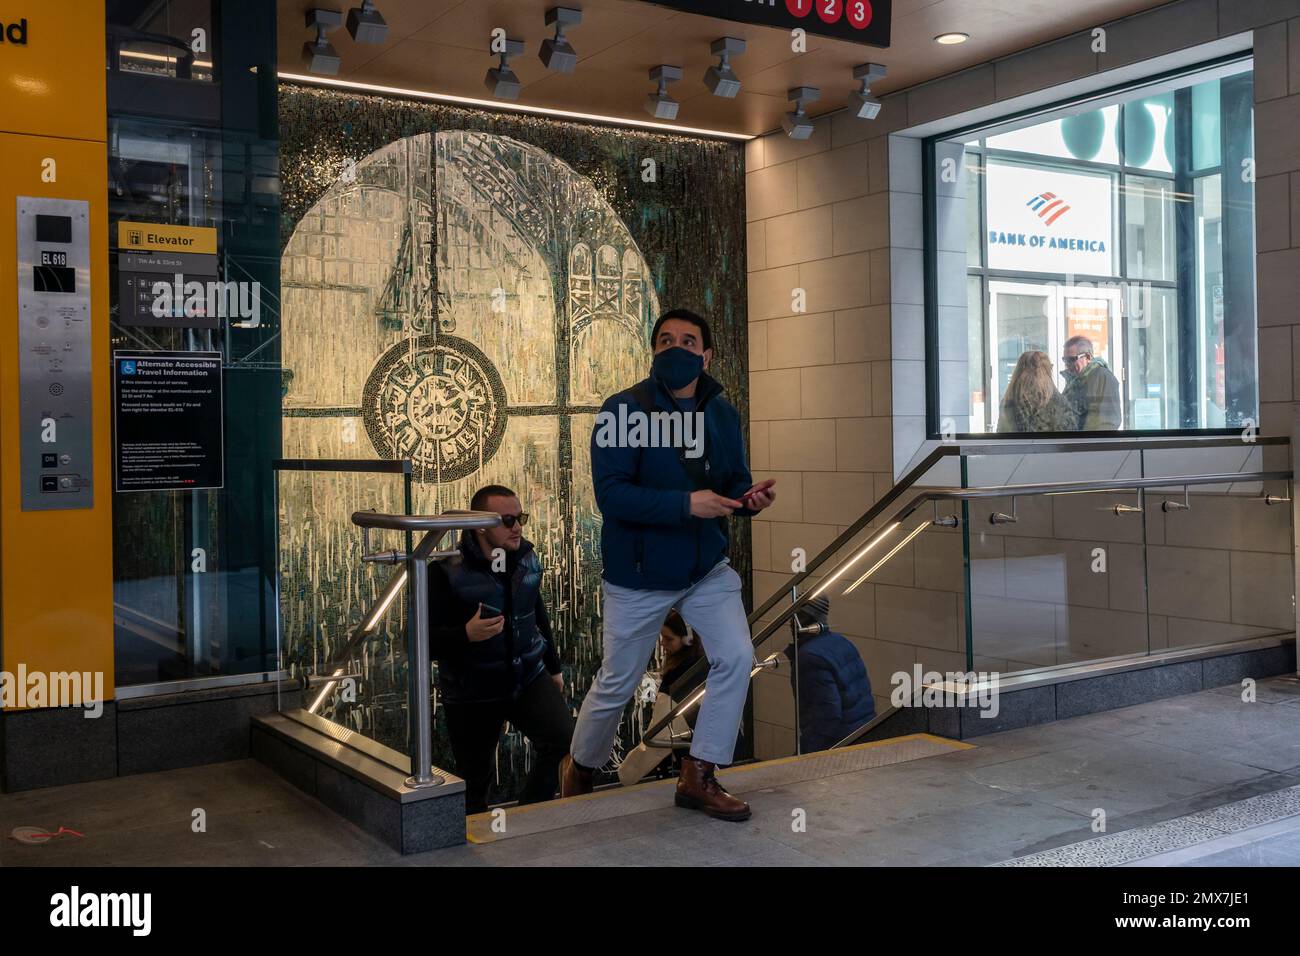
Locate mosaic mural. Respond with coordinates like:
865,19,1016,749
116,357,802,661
277,86,749,804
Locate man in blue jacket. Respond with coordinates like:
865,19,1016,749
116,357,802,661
560,309,775,821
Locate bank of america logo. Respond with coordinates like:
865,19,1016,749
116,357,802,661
1026,191,1071,226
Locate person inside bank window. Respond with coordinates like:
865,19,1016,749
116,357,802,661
427,484,572,815
1060,335,1122,431
997,350,1077,433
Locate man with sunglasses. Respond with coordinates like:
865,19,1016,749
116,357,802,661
1061,335,1122,431
427,484,572,815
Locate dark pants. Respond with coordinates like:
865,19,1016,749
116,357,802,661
442,673,574,815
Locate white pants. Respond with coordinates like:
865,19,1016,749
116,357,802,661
570,561,753,767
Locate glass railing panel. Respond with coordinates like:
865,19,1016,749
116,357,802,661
964,447,1143,488
1143,478,1294,651
749,449,957,624
274,460,413,770
966,488,1150,674
1141,442,1267,486
745,502,957,759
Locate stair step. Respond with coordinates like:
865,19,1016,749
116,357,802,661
466,732,971,844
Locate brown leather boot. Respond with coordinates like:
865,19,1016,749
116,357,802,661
675,755,751,821
559,754,594,798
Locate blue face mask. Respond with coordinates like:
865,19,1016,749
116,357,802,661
652,346,704,390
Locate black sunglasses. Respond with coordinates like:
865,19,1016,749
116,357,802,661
500,513,529,529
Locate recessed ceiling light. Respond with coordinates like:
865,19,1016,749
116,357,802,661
934,32,970,45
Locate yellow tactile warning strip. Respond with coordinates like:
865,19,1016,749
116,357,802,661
466,733,973,844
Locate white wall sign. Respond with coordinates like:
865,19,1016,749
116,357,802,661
985,160,1114,276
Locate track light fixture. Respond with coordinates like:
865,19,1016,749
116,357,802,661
303,9,342,76
347,1,388,44
782,86,820,139
704,36,746,98
646,64,682,120
539,6,582,74
486,37,526,99
846,63,886,120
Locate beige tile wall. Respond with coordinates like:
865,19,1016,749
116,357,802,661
745,0,1300,755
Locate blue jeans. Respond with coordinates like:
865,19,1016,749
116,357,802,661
570,560,753,767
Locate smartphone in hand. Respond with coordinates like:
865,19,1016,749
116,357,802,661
479,603,503,618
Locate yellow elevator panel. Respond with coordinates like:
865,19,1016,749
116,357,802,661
1,3,113,698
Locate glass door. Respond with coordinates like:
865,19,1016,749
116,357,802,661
988,280,1059,429
1060,285,1125,427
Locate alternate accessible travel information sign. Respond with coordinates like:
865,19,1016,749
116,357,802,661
112,351,224,493
636,0,891,46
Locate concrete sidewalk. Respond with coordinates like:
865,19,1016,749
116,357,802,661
3,677,1300,867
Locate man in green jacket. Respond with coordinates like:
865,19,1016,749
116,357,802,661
1062,335,1122,430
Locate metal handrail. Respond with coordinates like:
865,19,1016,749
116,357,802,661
305,509,502,790
749,435,1286,625
638,465,1293,746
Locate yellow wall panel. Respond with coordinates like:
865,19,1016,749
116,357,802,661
0,1,112,700
0,3,106,143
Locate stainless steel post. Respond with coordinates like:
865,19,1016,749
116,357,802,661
349,510,503,790
409,549,437,787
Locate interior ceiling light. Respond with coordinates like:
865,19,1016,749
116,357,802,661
846,62,886,120
486,37,526,99
646,64,683,120
782,85,820,140
303,8,342,76
539,6,582,73
934,32,970,45
347,1,388,45
704,36,746,98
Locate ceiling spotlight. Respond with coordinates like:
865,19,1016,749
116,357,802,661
486,37,526,99
646,64,683,120
782,86,820,140
846,62,886,120
303,8,343,76
347,1,388,44
539,6,582,73
704,36,746,98
934,32,970,45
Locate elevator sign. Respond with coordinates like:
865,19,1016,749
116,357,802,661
636,0,891,47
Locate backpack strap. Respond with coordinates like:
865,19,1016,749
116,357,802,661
629,378,713,492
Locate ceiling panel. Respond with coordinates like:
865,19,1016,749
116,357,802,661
278,0,1178,137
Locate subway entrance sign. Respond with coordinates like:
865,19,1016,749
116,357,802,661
636,0,890,47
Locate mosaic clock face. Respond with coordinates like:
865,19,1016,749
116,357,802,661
362,334,507,483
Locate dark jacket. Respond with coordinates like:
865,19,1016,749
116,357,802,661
427,533,560,703
1062,357,1122,430
591,371,755,591
785,631,875,753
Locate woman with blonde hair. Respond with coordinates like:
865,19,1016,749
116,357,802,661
997,350,1078,433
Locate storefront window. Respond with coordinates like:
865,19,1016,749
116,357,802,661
931,59,1257,435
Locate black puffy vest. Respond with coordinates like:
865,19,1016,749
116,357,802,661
438,534,546,702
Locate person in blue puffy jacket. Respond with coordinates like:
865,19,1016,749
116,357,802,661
785,595,875,753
